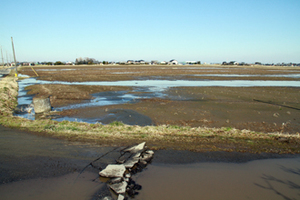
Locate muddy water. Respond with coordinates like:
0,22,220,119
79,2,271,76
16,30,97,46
0,172,103,200
133,157,300,200
2,157,298,200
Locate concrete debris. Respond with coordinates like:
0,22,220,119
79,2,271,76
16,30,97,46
124,142,146,153
98,142,154,199
140,153,153,162
133,152,141,158
140,160,147,165
125,173,131,178
99,164,126,178
102,197,113,200
116,157,126,164
33,96,51,113
117,194,125,200
124,157,140,168
110,181,128,194
146,150,154,155
109,177,123,184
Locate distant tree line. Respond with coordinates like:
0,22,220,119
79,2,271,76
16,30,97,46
222,61,300,66
75,57,99,65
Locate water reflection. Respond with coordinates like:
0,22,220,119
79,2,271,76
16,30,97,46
133,157,300,200
29,79,300,89
193,74,300,78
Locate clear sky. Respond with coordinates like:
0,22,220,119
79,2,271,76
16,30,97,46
1,0,299,63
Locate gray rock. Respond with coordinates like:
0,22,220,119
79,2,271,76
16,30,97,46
99,164,126,178
110,181,128,194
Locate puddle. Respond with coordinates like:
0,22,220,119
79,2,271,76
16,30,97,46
24,79,300,88
133,157,300,200
5,156,297,200
35,68,77,71
193,74,300,78
110,72,140,74
183,67,224,69
0,172,104,200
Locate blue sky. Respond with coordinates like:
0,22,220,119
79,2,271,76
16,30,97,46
1,0,299,63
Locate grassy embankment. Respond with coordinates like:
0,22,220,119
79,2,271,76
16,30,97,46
0,72,299,154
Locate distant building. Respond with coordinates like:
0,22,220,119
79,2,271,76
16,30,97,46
135,60,145,64
150,60,158,65
168,59,178,65
66,61,74,65
186,61,197,65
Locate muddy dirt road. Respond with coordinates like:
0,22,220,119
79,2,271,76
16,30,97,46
1,125,299,200
0,125,118,184
2,124,289,185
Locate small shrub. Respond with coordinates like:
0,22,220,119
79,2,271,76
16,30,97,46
224,127,233,131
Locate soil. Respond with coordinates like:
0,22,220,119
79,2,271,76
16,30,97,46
20,65,300,134
25,84,131,107
20,65,300,82
67,86,300,133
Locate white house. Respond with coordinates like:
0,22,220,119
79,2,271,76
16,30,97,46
168,59,178,65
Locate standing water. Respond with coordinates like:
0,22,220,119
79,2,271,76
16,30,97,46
133,157,300,200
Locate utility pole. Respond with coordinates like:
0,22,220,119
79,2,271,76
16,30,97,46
1,46,4,67
6,51,9,67
11,37,18,76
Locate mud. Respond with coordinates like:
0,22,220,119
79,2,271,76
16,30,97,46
25,84,131,107
58,86,300,133
20,65,300,82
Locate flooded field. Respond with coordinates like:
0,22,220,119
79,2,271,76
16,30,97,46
17,65,300,133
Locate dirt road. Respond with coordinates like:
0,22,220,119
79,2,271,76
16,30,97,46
0,125,119,184
1,124,296,184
